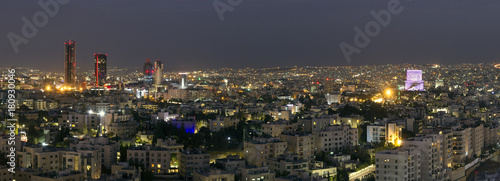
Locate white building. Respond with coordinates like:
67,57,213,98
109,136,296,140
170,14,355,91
375,146,421,181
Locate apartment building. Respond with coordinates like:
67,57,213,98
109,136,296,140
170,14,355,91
403,136,447,181
69,136,119,169
375,146,421,181
241,166,275,181
244,138,287,166
179,149,210,178
312,124,358,152
279,131,314,161
215,155,245,174
267,153,309,174
127,146,171,174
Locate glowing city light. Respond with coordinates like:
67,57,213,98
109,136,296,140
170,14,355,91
385,89,392,96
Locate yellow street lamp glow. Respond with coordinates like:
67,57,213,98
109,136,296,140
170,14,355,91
46,85,51,91
385,89,392,96
396,139,402,146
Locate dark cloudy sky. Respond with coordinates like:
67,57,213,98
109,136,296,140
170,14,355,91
1,0,500,72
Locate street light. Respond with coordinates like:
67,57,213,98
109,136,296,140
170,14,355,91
385,89,392,96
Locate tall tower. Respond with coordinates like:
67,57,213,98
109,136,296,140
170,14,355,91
64,40,76,86
95,53,107,86
143,59,153,76
143,59,154,83
179,72,188,89
154,60,163,85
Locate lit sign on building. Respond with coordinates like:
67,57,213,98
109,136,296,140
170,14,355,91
404,70,424,91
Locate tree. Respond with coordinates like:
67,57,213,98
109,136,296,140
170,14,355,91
54,127,70,145
119,144,129,162
82,123,88,135
335,169,349,181
27,124,44,145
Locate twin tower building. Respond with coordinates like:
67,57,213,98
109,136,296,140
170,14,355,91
63,40,163,87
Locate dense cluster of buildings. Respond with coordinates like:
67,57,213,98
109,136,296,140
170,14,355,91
1,41,500,180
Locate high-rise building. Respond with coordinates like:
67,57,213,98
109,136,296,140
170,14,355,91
144,59,153,76
324,78,334,94
154,60,163,85
143,59,154,82
64,40,76,86
404,69,424,91
179,72,188,89
403,135,448,180
94,54,107,86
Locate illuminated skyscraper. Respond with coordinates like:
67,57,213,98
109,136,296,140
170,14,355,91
154,60,163,85
144,59,153,76
405,69,424,91
179,72,188,89
64,40,76,86
143,59,153,83
94,54,107,86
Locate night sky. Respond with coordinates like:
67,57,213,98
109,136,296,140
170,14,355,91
1,0,500,72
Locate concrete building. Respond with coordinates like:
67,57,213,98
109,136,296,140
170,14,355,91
299,114,339,132
452,127,473,163
156,138,184,154
179,149,210,178
241,165,274,181
279,131,314,161
367,122,403,145
244,138,287,166
17,146,101,179
215,155,245,174
375,146,421,181
312,124,358,152
35,99,47,110
367,124,385,143
267,153,309,174
111,163,141,181
127,146,171,174
261,122,287,137
69,136,119,169
403,136,447,181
